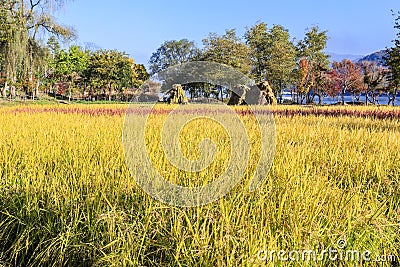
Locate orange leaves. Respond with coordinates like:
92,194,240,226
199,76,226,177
297,57,314,94
332,59,363,93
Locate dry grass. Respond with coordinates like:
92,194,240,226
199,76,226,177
0,103,398,266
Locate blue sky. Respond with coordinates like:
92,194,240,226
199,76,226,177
57,0,400,66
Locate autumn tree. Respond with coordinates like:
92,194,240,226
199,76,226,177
333,59,363,104
321,69,341,100
132,63,149,88
133,80,160,102
295,57,314,103
359,61,389,105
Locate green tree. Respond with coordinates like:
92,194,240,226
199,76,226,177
26,39,52,98
86,50,142,101
132,63,149,88
202,29,251,75
385,10,400,105
0,0,28,98
149,39,199,75
51,45,89,101
0,0,74,99
47,35,61,55
245,23,297,99
201,29,251,100
296,26,330,103
245,22,269,81
266,25,296,98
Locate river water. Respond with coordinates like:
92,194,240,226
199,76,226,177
281,93,400,106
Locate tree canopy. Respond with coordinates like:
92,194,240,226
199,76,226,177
149,39,199,75
385,10,400,105
202,29,251,75
1,2,400,105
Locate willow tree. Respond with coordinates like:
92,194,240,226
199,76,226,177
0,0,27,98
0,0,75,99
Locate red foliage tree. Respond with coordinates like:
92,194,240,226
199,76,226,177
321,70,341,98
333,59,363,104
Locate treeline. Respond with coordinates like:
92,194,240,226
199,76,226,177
1,1,400,105
150,16,400,105
45,40,149,102
0,0,149,102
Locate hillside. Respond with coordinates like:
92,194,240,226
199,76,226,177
328,50,389,66
328,52,363,63
355,50,388,66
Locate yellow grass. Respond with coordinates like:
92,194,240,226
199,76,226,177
0,103,399,266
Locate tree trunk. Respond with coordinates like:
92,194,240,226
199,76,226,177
355,93,360,102
10,86,16,99
306,91,313,104
374,93,379,105
313,93,322,105
341,88,345,105
3,71,10,98
387,89,397,106
2,81,8,98
35,80,40,99
68,81,72,103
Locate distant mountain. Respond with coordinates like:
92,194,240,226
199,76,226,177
355,50,388,66
327,50,389,66
327,52,363,63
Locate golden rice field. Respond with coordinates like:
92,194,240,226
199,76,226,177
0,103,399,266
